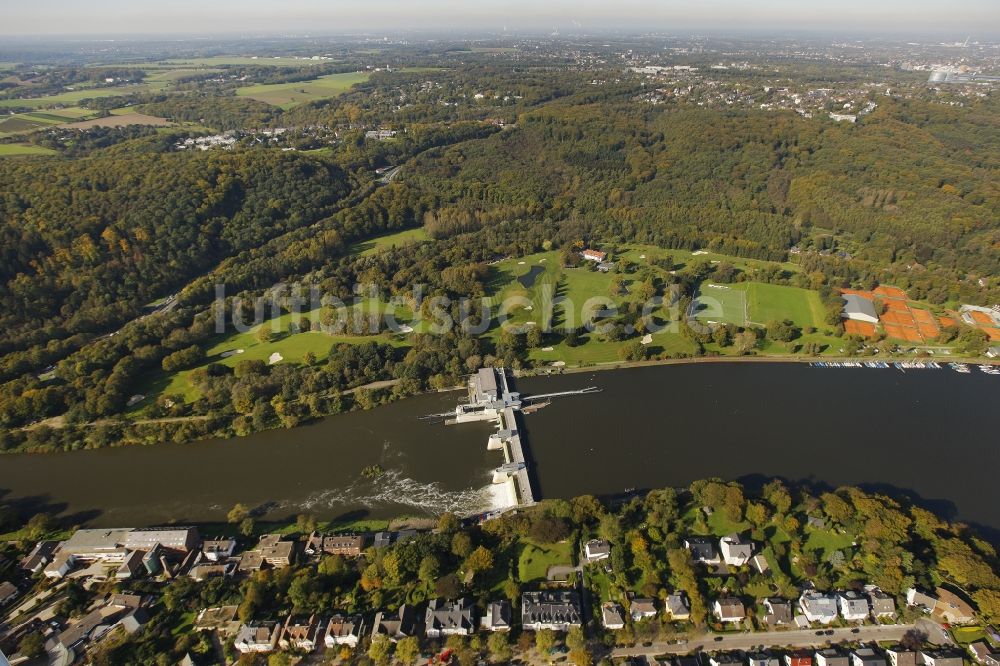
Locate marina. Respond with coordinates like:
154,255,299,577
809,360,998,373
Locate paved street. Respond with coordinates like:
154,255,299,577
613,619,950,658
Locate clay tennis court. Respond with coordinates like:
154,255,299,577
844,320,877,337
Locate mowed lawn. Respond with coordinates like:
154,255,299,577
691,283,747,326
517,538,575,583
349,227,430,257
137,303,414,405
236,72,370,109
735,282,826,329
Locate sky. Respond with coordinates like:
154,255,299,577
1,0,998,37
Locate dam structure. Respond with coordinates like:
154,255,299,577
440,368,599,515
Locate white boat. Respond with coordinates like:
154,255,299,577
979,365,1000,375
950,363,971,374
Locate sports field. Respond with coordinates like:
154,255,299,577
236,71,370,109
734,282,825,328
691,283,747,326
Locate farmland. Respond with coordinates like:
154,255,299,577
0,143,57,157
236,71,370,109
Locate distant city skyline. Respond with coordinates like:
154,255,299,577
2,0,999,38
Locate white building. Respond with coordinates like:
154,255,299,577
713,598,746,623
324,615,364,648
838,591,870,621
719,534,754,566
842,294,879,324
800,591,839,624
234,623,279,653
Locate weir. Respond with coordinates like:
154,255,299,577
431,368,601,515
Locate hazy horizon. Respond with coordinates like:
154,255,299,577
3,0,999,39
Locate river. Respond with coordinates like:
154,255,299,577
0,363,997,530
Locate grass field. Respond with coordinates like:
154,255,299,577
0,143,56,157
140,302,415,404
162,56,338,67
59,112,171,130
804,527,855,560
0,84,147,110
349,227,430,257
691,283,747,326
734,282,826,328
517,538,575,583
236,71,370,109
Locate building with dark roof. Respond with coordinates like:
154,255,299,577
522,591,582,631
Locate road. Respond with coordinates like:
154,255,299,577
613,620,950,658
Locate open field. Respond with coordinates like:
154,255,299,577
0,107,100,137
161,56,339,67
349,227,431,257
0,84,148,110
236,71,370,109
734,282,826,328
0,143,56,157
140,302,415,404
58,112,172,129
691,283,747,326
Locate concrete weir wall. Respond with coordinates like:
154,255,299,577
460,367,537,510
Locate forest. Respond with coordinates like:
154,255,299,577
0,51,998,451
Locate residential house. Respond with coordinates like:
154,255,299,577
906,588,939,612
372,605,418,641
786,651,813,666
245,535,297,569
969,643,1000,666
585,539,612,562
202,539,237,562
581,249,607,262
666,593,691,621
685,537,720,564
885,648,917,666
907,587,976,624
935,589,976,624
851,649,887,666
521,591,582,631
312,534,368,557
675,657,701,666
799,591,839,624
44,552,76,579
751,554,770,574
764,598,794,626
868,591,896,618
920,651,964,666
713,597,746,624
816,649,850,666
838,591,870,622
279,614,320,651
188,561,238,581
719,534,754,566
482,600,512,632
194,606,240,636
115,550,146,581
325,615,365,648
425,598,476,637
710,654,744,666
20,540,58,574
602,602,627,630
749,653,783,666
974,645,1000,666
234,622,281,653
0,582,18,606
630,598,657,621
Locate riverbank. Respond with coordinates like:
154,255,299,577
3,362,999,529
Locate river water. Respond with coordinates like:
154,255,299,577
0,363,997,529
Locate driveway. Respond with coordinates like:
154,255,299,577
613,622,940,658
